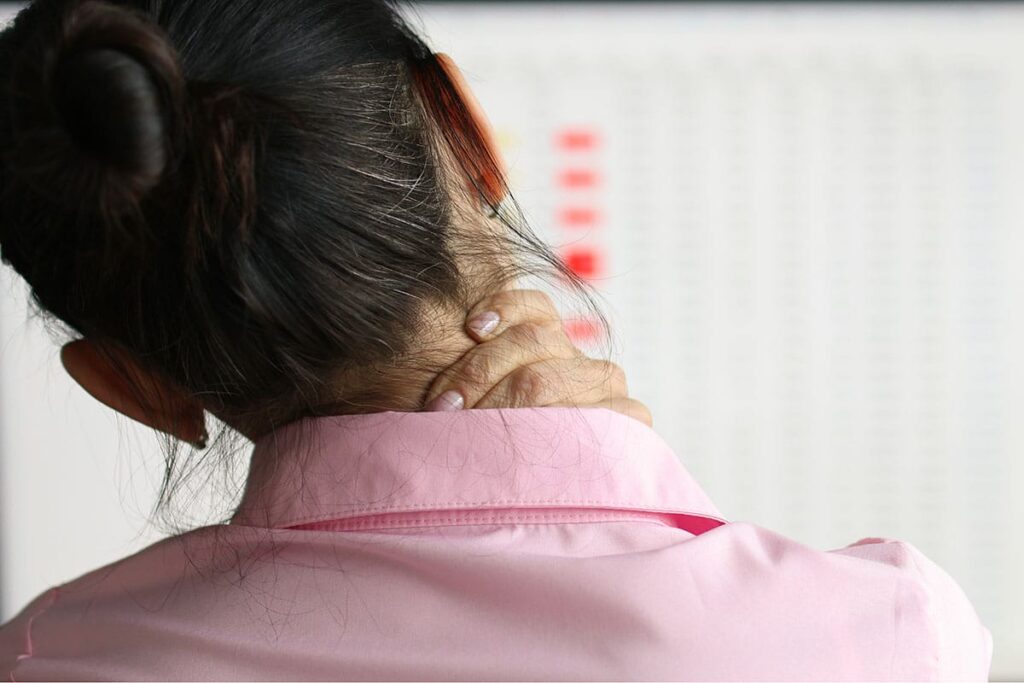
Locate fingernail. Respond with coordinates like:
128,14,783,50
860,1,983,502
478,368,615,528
468,311,500,337
425,390,465,412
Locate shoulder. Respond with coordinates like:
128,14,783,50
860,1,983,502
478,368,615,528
0,586,60,677
830,535,993,679
690,522,992,680
0,524,271,680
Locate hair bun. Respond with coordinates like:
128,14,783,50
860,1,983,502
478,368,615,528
55,46,168,194
10,0,185,217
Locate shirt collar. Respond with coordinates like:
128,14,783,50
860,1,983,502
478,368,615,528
231,406,727,533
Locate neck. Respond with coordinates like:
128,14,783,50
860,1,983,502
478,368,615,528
320,297,482,415
221,196,514,440
217,288,498,442
320,211,515,418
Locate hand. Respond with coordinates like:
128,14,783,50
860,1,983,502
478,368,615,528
422,289,653,428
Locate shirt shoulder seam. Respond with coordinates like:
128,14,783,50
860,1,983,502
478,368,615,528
7,587,61,682
891,542,940,681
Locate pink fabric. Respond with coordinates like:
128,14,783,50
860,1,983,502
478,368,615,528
0,406,992,680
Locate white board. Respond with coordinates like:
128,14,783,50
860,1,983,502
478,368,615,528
2,2,1022,678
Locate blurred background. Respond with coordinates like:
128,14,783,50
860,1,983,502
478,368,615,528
1,1,1022,678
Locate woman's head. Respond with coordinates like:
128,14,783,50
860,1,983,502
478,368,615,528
0,0,609,520
0,0,606,528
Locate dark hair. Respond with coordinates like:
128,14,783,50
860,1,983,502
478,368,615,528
0,0,611,530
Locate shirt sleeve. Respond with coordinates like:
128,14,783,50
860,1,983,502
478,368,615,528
830,537,993,680
0,587,60,680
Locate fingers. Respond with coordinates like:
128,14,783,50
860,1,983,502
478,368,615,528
566,397,653,428
423,286,651,430
464,289,563,343
473,356,629,410
424,319,581,410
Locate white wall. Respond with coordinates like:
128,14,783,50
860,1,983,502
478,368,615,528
1,1,1023,678
0,268,168,618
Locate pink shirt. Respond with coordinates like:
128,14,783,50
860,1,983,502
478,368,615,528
1,407,992,680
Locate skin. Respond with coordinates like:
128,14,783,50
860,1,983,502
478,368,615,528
59,54,653,447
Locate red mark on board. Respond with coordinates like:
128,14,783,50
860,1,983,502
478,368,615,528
556,129,599,151
564,247,601,278
558,169,599,189
559,207,600,227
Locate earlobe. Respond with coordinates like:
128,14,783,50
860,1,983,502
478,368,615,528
60,339,207,446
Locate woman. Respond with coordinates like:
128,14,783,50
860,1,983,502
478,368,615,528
0,0,992,679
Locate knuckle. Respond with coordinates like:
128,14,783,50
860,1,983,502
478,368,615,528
508,366,545,406
483,288,522,314
456,355,496,389
543,318,570,341
509,321,551,348
528,289,557,311
509,289,559,318
491,288,521,306
467,292,508,325
472,289,560,327
528,292,559,320
543,317,571,337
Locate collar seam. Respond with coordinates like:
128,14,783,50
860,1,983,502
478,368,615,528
284,508,688,532
235,502,728,530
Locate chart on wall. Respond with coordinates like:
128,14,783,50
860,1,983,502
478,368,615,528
0,1,1021,678
408,3,1024,677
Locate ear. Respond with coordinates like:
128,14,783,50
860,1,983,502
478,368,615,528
60,339,207,446
434,52,507,207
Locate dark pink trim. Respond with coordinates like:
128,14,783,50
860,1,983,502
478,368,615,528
286,506,727,536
